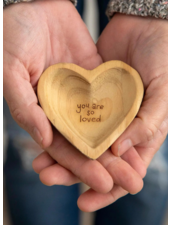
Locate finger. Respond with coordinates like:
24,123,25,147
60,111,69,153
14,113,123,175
32,151,56,174
39,163,80,186
46,129,113,194
121,147,147,178
3,63,53,148
78,185,128,212
111,75,167,157
98,150,143,194
135,119,168,167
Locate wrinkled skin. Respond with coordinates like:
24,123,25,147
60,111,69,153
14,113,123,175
4,0,167,212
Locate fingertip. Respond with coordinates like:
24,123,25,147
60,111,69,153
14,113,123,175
77,191,96,212
40,128,53,149
77,198,87,212
39,164,80,187
41,127,53,149
78,185,129,212
121,147,147,179
102,175,114,193
39,170,54,186
98,170,113,194
111,144,119,157
77,188,113,212
30,104,53,149
77,200,93,213
32,158,39,174
112,139,132,157
129,177,144,195
139,164,147,179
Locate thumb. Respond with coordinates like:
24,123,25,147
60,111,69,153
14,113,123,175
111,75,168,156
4,65,53,148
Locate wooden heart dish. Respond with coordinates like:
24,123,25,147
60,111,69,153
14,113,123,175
37,61,143,159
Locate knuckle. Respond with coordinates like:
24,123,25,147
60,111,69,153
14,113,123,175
11,108,25,126
158,119,168,137
145,124,157,142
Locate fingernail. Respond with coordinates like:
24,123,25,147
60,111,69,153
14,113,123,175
118,139,132,156
33,127,43,147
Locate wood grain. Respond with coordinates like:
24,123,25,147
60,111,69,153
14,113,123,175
37,61,144,159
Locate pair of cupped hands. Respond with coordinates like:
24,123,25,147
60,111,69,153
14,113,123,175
4,0,167,212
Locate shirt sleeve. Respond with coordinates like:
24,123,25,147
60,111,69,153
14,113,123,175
106,0,168,19
4,0,77,8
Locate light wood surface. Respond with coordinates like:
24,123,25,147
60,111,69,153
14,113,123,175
37,61,144,159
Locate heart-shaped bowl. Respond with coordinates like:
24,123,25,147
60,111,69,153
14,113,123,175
37,60,143,159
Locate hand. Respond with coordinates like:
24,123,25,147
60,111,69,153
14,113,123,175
97,14,168,165
3,0,101,147
95,14,167,205
3,0,113,194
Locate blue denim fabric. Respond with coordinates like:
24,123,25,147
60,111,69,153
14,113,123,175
76,0,84,18
4,139,80,225
96,0,110,34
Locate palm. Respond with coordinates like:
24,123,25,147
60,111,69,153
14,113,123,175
4,0,102,146
4,1,101,87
